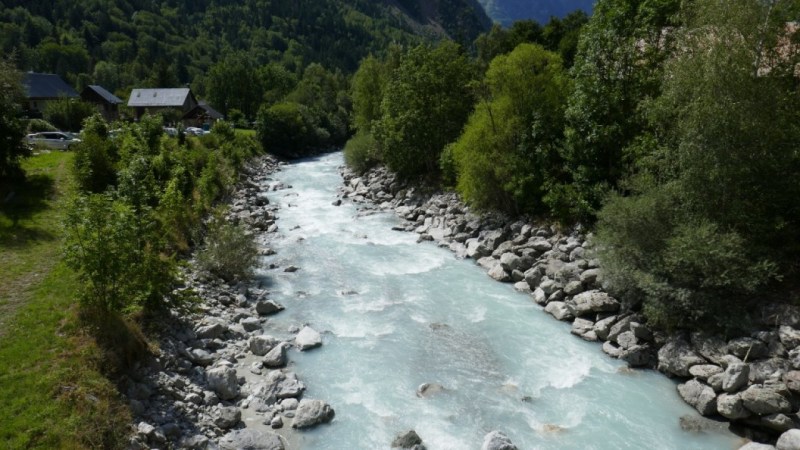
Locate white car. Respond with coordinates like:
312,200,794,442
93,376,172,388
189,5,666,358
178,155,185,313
24,132,81,150
185,127,209,136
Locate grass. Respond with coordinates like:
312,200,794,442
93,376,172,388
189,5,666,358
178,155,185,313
0,152,131,449
234,128,256,137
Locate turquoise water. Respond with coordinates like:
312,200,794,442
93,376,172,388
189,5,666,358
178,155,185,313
253,152,742,450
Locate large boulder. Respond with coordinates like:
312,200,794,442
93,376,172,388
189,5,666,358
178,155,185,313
544,301,573,321
717,393,751,420
691,333,729,366
488,264,511,282
219,429,284,450
727,337,768,360
499,253,522,272
658,336,708,377
571,318,597,341
295,326,322,350
213,406,242,429
570,290,620,316
483,229,508,251
739,443,777,450
481,431,517,450
722,363,750,393
741,385,792,415
256,300,285,316
777,429,800,450
677,379,718,416
391,430,425,449
206,366,239,400
620,345,651,367
264,342,289,368
250,335,279,356
292,399,335,429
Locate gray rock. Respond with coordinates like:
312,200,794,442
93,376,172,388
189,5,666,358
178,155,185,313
416,383,446,398
530,239,552,252
213,406,241,429
488,264,511,282
256,300,285,316
570,290,620,316
196,323,226,339
789,348,800,370
499,253,521,272
741,385,792,415
579,268,602,286
617,331,638,350
757,413,795,432
523,266,545,289
630,322,653,342
677,379,718,416
392,430,424,448
717,393,751,420
708,373,725,392
539,278,560,296
513,281,531,293
620,345,651,367
602,341,623,358
531,287,547,305
481,431,517,450
295,326,322,350
189,348,215,366
241,317,262,332
783,370,800,394
571,318,597,341
593,315,617,341
544,301,573,321
777,429,800,450
749,358,790,384
727,337,768,361
284,265,299,273
563,280,584,296
691,333,729,366
292,399,335,429
264,342,289,368
219,429,285,450
722,363,750,393
180,435,211,450
658,336,708,377
250,335,279,356
689,364,724,381
271,415,284,429
607,315,635,343
678,415,729,433
206,366,239,400
739,443,777,450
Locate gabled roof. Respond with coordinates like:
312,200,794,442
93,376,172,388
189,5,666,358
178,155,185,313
182,102,224,121
23,73,78,99
127,88,194,108
84,85,122,104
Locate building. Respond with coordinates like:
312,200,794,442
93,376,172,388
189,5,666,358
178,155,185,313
22,72,79,117
182,101,224,128
127,88,198,121
80,85,123,122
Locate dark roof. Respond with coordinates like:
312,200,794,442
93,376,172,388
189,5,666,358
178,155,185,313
84,85,122,104
128,88,194,108
23,73,78,99
183,102,224,120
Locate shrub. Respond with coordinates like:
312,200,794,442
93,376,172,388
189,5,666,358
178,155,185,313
26,118,57,133
73,133,116,193
256,101,314,157
196,212,258,282
212,120,236,142
43,98,96,131
343,131,378,173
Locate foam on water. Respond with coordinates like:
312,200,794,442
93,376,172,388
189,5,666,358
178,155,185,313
252,153,741,450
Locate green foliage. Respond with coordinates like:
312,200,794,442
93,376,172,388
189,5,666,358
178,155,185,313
375,42,477,179
0,56,29,181
227,109,247,128
63,194,175,312
206,53,263,118
343,131,379,173
452,44,569,214
211,120,235,142
196,211,258,282
26,118,57,133
351,55,388,134
256,102,315,157
43,98,96,132
72,132,116,194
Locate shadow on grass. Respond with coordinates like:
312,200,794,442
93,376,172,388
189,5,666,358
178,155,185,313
0,174,58,248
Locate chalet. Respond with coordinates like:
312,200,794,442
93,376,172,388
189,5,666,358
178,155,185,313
22,72,78,117
127,88,198,120
182,101,224,128
81,85,123,122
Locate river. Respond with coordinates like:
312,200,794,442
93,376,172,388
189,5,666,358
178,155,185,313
250,152,741,449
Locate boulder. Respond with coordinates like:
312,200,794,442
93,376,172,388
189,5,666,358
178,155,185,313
563,280,584,296
292,399,335,429
219,429,284,450
570,290,620,316
488,264,511,282
256,300,285,316
416,383,446,398
741,385,792,415
481,431,517,450
756,413,795,432
620,345,651,367
717,393,751,420
722,363,750,393
571,318,597,341
630,322,653,342
206,366,239,400
658,336,708,377
241,317,262,332
196,322,226,339
250,335,279,356
213,406,241,429
738,443,777,450
783,370,800,394
593,315,617,341
607,315,635,343
392,430,425,449
689,364,724,381
523,266,545,290
531,288,547,305
544,301,573,321
727,337,768,361
483,229,508,251
749,358,790,384
691,333,729,366
602,341,623,358
579,268,602,286
264,342,289,368
677,379,718,416
616,331,638,350
777,429,800,450
789,348,800,370
295,326,322,350
499,253,522,272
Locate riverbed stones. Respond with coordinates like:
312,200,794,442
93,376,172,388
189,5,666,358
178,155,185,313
488,264,511,282
678,379,718,416
740,443,778,450
544,301,573,321
723,363,751,393
481,431,517,450
392,430,425,449
213,406,241,429
206,366,239,400
292,399,335,429
295,326,322,350
571,318,597,341
658,336,707,377
689,364,724,381
256,300,285,316
728,337,768,361
250,335,279,356
741,385,792,415
264,342,289,368
777,429,800,450
219,429,285,450
717,393,751,420
416,383,446,398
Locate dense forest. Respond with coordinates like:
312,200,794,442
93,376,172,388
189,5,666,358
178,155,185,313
344,0,800,332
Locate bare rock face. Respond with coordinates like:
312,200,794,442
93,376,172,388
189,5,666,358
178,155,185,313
292,399,335,429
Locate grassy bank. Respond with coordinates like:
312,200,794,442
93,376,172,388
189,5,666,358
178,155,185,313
0,152,130,449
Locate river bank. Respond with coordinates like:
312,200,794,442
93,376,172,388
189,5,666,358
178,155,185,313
125,155,335,450
338,164,800,449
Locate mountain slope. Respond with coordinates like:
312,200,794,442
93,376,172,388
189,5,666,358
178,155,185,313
478,0,595,26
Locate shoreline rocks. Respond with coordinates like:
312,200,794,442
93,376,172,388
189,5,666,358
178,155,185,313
339,164,800,448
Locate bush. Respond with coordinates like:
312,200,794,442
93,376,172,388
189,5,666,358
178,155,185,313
343,131,378,173
43,98,96,131
256,101,314,157
196,212,258,282
73,133,116,193
26,118,57,133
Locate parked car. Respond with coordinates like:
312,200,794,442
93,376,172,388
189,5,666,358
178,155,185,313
163,127,178,137
185,127,209,136
24,132,81,150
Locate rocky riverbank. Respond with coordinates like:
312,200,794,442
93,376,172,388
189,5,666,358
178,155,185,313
125,155,334,450
339,165,800,450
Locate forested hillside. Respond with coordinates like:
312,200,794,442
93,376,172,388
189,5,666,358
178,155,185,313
0,0,489,96
478,0,595,26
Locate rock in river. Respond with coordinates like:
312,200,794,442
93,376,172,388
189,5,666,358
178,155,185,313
481,431,517,450
292,399,335,429
295,326,322,350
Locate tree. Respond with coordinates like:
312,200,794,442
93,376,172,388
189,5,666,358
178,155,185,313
0,56,28,181
595,0,800,331
43,98,96,132
375,42,476,179
451,43,569,214
206,53,264,118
